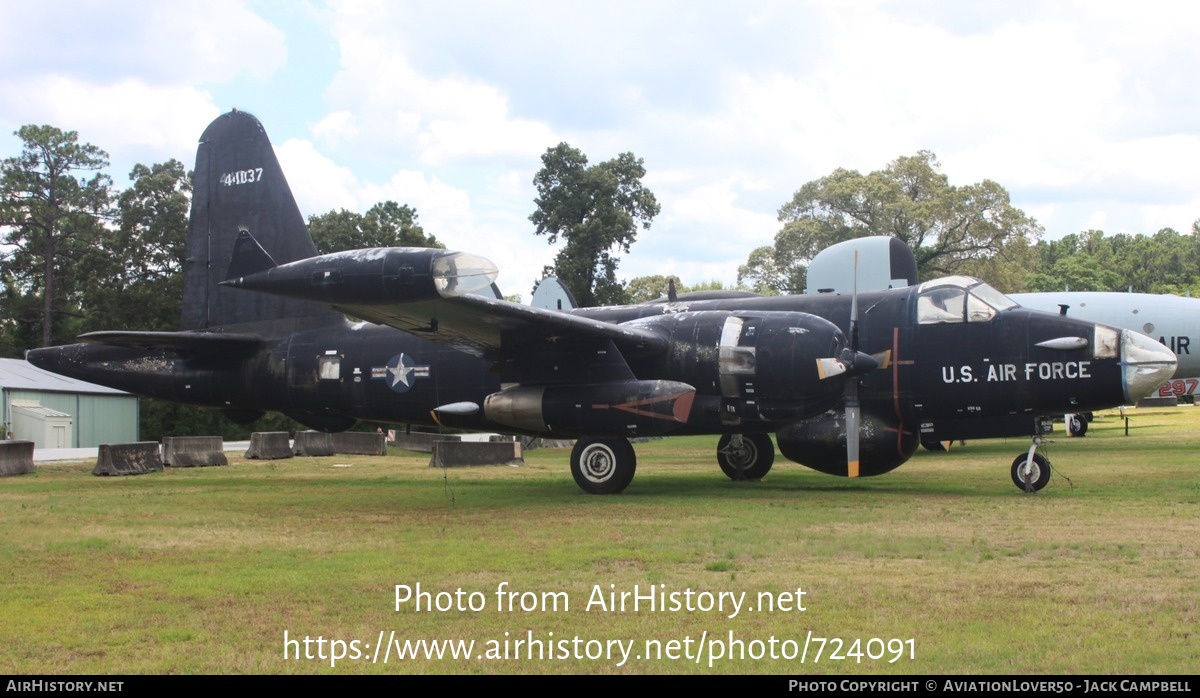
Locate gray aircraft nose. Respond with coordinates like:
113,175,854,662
1120,330,1177,403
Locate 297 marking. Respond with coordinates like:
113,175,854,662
1158,378,1199,397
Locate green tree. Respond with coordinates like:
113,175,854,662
79,160,191,333
308,201,440,254
621,276,744,304
0,125,112,347
737,245,800,295
624,275,684,304
740,151,1042,293
1027,254,1122,292
530,143,660,306
1027,228,1200,294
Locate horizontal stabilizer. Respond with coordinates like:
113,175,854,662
78,331,263,354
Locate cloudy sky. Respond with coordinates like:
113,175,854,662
2,0,1198,299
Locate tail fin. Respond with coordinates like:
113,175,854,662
182,109,341,330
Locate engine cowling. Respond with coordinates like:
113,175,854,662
626,310,869,423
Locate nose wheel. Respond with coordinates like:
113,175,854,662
1011,438,1051,492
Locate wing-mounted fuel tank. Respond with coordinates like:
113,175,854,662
222,246,499,307
623,310,876,424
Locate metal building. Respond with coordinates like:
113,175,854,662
0,358,138,448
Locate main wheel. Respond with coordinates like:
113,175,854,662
1068,414,1088,437
571,438,636,494
1011,452,1051,492
717,433,775,480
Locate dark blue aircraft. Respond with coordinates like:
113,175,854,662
26,111,1176,493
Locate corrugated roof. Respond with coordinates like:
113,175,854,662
12,403,72,418
0,358,131,396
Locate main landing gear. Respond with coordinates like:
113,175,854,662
717,433,775,481
570,438,636,494
1011,436,1052,492
569,433,778,494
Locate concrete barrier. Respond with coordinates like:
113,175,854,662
94,442,163,476
245,432,293,460
391,431,460,453
294,431,387,456
333,432,387,455
0,440,35,476
522,437,575,450
293,431,335,456
162,436,228,467
430,441,524,468
1137,396,1177,408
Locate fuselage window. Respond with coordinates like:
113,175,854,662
918,287,967,324
966,293,996,322
318,355,341,380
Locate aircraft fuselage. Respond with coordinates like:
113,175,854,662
31,280,1160,447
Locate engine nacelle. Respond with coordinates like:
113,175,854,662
484,380,696,437
627,310,866,422
776,409,918,477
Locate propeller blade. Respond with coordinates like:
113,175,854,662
845,380,861,478
816,349,878,380
816,357,849,379
846,247,861,478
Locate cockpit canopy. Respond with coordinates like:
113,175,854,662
916,276,1018,325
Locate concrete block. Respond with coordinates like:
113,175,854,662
94,442,162,476
430,441,524,468
245,432,293,460
293,431,387,456
0,440,35,476
162,436,228,467
391,431,460,453
293,431,335,456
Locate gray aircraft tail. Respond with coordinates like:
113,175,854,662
181,109,341,331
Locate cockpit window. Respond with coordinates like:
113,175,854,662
917,276,1017,324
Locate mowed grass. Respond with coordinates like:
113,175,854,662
1,407,1197,674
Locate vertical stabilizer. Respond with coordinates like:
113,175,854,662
182,110,340,330
805,236,918,294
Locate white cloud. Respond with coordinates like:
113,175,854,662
311,110,359,147
276,138,362,217
0,1,285,85
319,2,561,168
0,75,220,181
8,0,1197,299
0,1,286,184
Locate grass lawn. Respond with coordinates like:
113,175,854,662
1,406,1196,674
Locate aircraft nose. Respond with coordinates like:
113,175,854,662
1120,329,1177,402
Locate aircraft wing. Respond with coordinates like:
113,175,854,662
219,244,669,382
340,293,667,361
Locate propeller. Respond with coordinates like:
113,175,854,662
812,249,885,477
845,250,863,477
